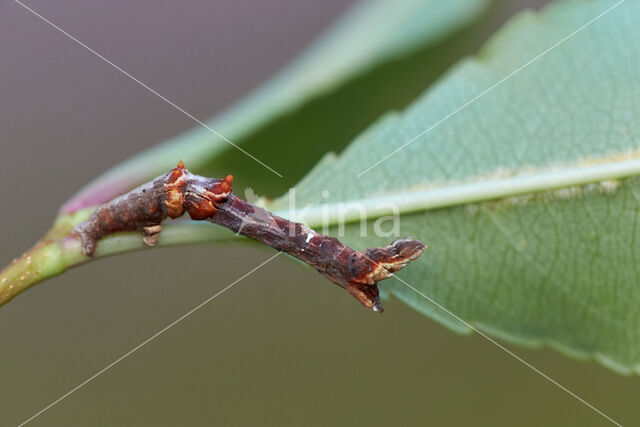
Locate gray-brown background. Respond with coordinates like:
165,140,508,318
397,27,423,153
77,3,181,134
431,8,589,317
1,1,638,426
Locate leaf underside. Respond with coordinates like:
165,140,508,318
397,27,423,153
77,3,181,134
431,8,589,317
272,0,640,374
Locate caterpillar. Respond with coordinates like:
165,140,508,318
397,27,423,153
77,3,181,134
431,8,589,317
71,162,425,312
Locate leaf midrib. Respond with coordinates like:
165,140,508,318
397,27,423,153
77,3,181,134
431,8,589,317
273,157,640,227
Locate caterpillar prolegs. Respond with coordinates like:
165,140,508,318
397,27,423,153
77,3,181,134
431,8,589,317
71,162,425,312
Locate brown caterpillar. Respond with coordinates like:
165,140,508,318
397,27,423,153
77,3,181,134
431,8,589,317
71,162,425,311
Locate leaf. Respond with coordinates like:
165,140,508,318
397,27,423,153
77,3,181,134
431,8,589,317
60,0,491,213
269,0,640,373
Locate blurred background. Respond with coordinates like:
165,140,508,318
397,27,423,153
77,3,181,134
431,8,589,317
1,0,638,425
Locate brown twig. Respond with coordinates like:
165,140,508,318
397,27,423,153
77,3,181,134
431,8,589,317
72,162,425,311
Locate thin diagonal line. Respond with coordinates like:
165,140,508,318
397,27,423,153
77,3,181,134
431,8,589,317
18,251,283,427
392,274,621,426
357,0,624,177
13,0,283,178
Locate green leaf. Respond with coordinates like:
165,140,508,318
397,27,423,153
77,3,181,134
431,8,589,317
269,0,640,373
61,0,491,213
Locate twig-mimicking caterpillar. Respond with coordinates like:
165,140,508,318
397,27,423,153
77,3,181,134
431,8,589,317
71,162,425,311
